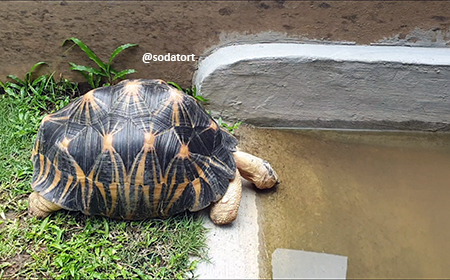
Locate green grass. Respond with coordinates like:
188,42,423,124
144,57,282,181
0,65,209,279
0,212,207,279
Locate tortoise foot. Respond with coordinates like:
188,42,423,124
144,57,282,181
28,192,62,218
210,169,242,225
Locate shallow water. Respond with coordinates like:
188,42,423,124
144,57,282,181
238,126,450,279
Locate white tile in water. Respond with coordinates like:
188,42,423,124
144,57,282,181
272,249,348,279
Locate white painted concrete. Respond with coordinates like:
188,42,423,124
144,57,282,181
194,43,450,91
195,180,259,279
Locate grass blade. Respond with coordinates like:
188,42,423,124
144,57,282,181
28,62,47,76
31,75,47,86
194,95,209,102
7,75,25,86
4,82,22,91
25,62,47,84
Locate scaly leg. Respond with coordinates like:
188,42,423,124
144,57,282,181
210,169,242,225
233,150,279,189
28,192,62,218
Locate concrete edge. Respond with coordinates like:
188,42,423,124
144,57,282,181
193,43,450,92
194,180,260,279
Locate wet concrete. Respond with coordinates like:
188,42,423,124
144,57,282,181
237,126,450,279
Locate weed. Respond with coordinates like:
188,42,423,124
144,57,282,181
167,82,241,133
216,117,242,134
167,81,209,103
63,37,138,88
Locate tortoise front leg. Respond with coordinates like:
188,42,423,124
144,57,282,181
210,169,242,225
233,151,279,189
28,192,62,218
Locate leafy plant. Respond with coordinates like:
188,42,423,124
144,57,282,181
167,82,242,134
63,37,137,88
216,117,242,134
167,81,209,103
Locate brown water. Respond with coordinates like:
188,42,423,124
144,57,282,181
237,126,450,279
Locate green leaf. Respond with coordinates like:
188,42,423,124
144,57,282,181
94,75,103,88
63,37,107,72
194,95,209,102
103,218,109,237
7,75,25,86
69,264,75,277
38,217,50,235
76,70,93,88
31,75,48,87
167,81,183,91
112,69,136,81
5,83,22,90
4,87,16,97
109,67,119,75
188,260,199,271
20,87,26,99
69,63,105,76
109,43,138,64
0,262,12,270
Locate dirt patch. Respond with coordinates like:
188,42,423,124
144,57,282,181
1,252,33,279
1,1,450,86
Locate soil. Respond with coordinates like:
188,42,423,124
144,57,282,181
1,1,450,87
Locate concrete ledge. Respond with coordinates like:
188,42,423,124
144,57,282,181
194,43,450,130
195,181,259,279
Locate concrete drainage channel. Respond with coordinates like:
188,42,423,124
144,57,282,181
193,43,450,278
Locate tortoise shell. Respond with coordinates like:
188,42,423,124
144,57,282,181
31,79,238,219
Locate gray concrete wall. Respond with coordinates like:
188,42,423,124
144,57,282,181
195,43,450,131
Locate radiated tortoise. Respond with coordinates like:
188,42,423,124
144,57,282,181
29,79,278,225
